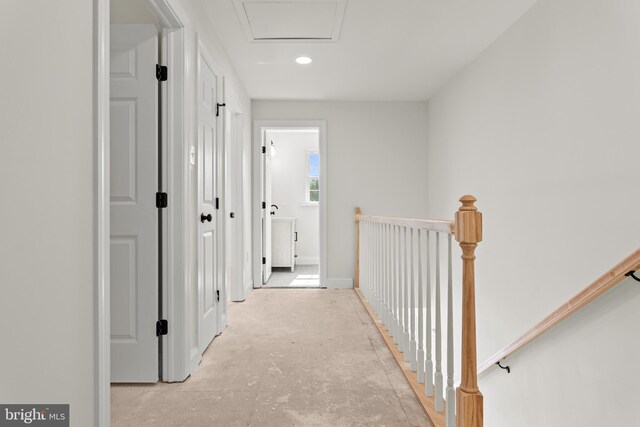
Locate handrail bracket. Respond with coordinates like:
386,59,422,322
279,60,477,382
625,270,640,283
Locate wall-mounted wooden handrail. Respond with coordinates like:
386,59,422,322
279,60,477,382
357,214,455,234
478,248,640,375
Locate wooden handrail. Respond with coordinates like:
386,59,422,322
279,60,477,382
357,214,454,234
478,248,640,375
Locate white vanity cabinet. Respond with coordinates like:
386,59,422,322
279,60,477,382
271,218,296,271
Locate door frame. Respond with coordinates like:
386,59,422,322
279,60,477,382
95,0,193,425
150,0,201,383
224,84,246,302
252,120,328,288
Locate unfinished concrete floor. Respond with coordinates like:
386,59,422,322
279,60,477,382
111,289,432,426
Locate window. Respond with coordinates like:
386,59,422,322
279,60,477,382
306,151,319,204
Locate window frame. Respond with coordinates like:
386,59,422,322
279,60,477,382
305,150,320,205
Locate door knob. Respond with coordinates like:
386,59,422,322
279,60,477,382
201,213,212,223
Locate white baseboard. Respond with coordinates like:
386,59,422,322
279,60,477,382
325,278,354,289
189,346,201,378
296,257,319,265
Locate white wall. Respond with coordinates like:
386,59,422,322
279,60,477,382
268,130,320,264
0,1,96,425
426,0,640,425
253,101,429,284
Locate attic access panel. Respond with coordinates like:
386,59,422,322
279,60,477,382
233,0,347,42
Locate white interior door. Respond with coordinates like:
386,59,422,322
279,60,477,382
197,46,223,351
110,24,159,383
262,132,273,284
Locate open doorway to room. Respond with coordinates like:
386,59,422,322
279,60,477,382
263,129,321,288
253,121,328,289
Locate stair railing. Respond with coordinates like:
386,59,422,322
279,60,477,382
355,196,483,427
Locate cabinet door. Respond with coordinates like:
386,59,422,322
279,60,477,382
271,220,292,267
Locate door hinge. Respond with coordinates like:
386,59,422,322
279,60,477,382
216,290,220,302
262,201,266,209
156,64,168,81
262,257,266,265
261,146,266,154
215,197,220,210
156,319,168,336
216,103,226,117
156,192,168,208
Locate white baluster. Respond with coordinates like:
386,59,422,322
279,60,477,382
399,226,406,353
376,223,382,319
446,234,456,427
368,221,373,304
392,225,399,344
403,227,410,360
378,223,384,322
373,222,378,314
409,228,417,371
377,222,382,317
365,221,369,300
364,221,368,300
366,221,370,302
381,224,389,330
378,222,382,317
425,231,434,396
398,225,402,345
434,232,443,412
362,221,367,299
384,224,393,334
417,229,425,383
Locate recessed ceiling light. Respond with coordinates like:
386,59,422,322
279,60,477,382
295,56,313,65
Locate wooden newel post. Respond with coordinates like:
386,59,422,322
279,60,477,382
455,195,483,427
355,207,362,288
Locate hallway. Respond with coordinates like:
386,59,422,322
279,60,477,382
112,289,431,426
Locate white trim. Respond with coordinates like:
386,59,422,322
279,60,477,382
96,4,194,424
224,83,247,302
244,279,254,299
253,120,328,288
94,0,110,425
326,278,354,289
146,0,193,383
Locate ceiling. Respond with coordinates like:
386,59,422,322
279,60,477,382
198,0,538,101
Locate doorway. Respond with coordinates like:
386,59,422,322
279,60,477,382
263,129,321,288
253,121,328,289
